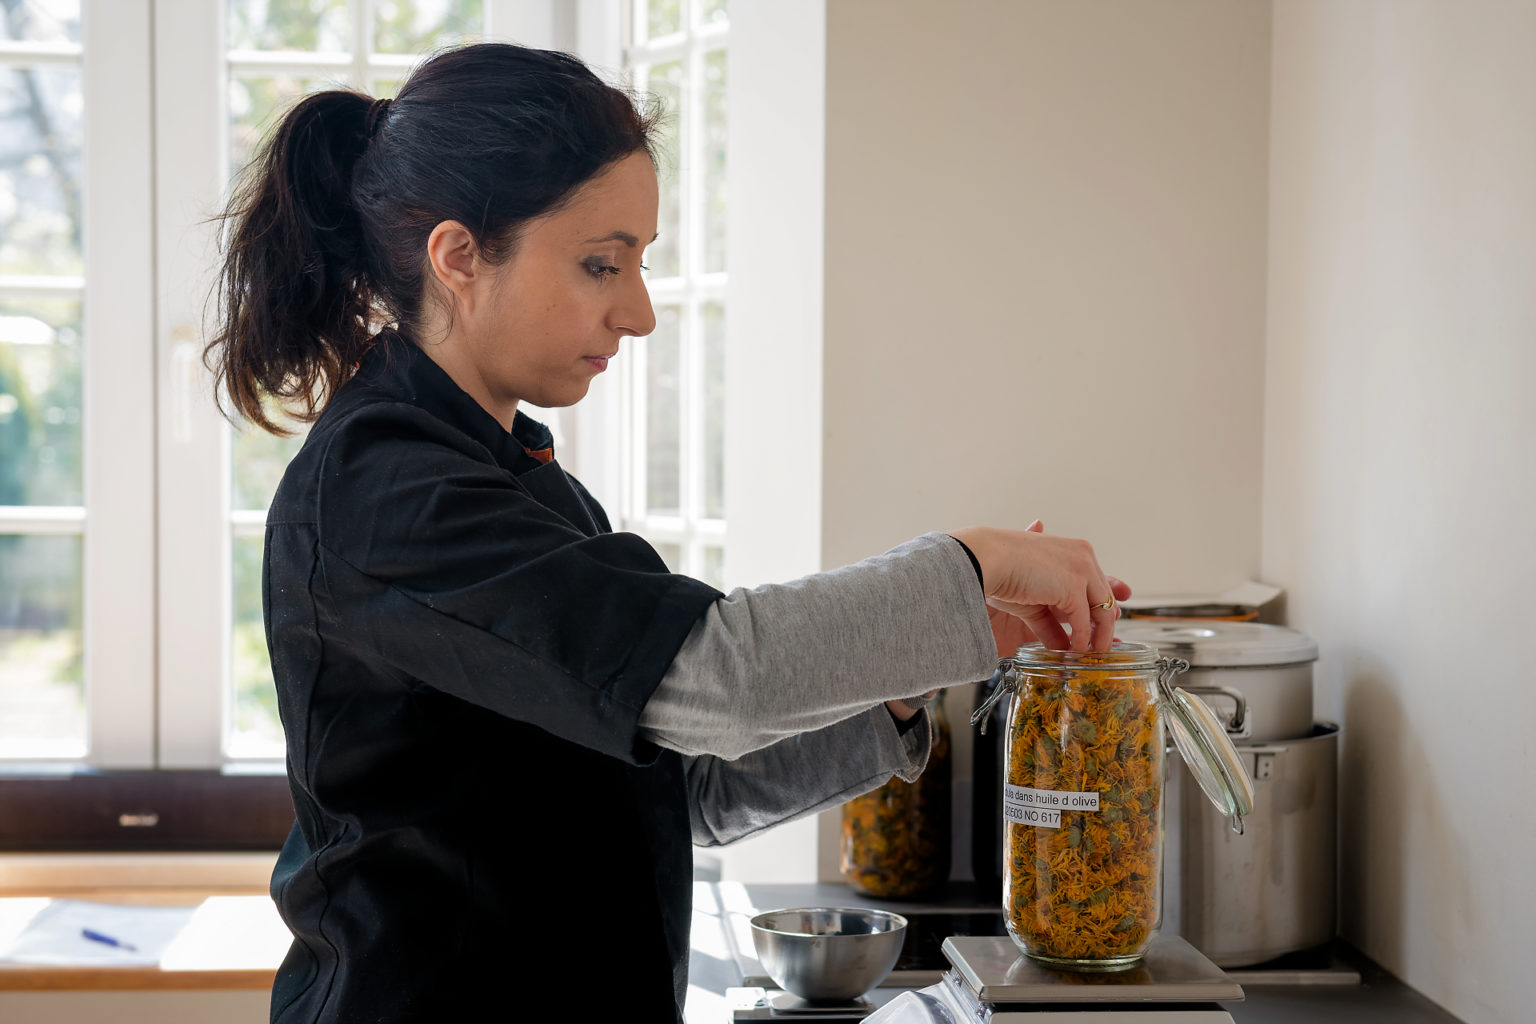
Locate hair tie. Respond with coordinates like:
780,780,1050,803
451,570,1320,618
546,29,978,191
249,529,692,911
364,96,393,141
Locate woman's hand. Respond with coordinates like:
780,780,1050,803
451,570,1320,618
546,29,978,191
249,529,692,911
951,520,1130,653
884,692,936,723
988,603,1040,659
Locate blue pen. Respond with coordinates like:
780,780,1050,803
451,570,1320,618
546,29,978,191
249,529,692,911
81,928,138,952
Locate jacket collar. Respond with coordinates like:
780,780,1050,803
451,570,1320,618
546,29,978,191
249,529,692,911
358,330,555,474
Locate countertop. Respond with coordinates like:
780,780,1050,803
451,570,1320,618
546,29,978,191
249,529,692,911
685,882,1466,1024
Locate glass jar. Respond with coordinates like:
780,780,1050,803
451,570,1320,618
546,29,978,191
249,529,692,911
840,693,951,899
973,643,1252,971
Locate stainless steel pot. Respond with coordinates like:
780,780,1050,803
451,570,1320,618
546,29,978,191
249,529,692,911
1112,620,1318,742
1176,722,1338,966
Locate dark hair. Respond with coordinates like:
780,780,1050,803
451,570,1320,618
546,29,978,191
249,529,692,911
206,43,663,434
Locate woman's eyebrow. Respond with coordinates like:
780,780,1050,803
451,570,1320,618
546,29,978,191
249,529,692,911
584,230,660,246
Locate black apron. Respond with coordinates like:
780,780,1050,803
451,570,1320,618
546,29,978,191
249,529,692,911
263,332,721,1022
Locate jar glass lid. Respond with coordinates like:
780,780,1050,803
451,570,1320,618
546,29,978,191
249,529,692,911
1159,667,1255,833
1009,640,1160,671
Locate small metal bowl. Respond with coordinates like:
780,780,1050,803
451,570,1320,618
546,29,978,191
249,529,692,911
749,907,908,1003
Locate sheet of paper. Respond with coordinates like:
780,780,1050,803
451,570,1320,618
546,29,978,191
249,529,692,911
160,895,291,971
0,899,197,966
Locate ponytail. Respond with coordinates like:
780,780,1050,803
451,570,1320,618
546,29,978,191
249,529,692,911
207,89,377,435
205,44,664,435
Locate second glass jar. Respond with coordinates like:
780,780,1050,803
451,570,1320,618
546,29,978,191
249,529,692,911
840,692,951,899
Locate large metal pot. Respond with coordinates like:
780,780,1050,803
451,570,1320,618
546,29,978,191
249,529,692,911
1176,723,1339,966
1112,620,1318,742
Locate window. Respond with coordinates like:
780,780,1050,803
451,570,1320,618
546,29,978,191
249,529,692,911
1,0,156,770
0,0,729,846
0,2,651,844
616,0,729,588
0,1,89,759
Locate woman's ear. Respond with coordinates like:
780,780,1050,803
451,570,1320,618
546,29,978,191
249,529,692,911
425,220,482,313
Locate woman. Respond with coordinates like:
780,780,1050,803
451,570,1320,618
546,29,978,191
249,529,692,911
207,43,1128,1023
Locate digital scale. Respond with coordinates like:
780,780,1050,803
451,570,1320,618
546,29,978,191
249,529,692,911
727,932,1242,1022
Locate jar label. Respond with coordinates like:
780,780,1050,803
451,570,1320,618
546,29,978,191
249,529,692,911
1003,784,1099,830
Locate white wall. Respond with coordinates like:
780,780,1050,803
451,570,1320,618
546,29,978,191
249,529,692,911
724,0,1273,882
1264,3,1536,1022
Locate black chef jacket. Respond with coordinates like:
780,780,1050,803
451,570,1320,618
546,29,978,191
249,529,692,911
263,330,722,1023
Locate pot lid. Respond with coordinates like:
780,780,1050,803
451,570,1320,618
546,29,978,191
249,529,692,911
1113,619,1318,667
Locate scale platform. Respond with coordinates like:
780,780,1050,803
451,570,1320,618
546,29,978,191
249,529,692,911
940,932,1243,1022
727,933,1245,1021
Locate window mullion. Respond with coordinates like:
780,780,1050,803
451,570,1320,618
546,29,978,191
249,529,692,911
353,0,371,88
225,52,351,76
684,23,708,545
153,0,233,768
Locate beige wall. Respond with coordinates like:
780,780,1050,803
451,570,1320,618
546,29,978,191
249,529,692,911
818,0,1272,589
1264,3,1536,1022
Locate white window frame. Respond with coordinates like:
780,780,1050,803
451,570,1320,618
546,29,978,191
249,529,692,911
0,0,156,769
611,0,728,587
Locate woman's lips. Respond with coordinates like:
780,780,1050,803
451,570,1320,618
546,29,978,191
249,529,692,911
585,356,610,371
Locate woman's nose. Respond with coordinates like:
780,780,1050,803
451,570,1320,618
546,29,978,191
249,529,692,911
611,277,657,338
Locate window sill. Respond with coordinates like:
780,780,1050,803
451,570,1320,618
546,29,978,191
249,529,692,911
0,852,277,897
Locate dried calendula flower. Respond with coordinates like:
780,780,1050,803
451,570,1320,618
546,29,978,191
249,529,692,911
1003,653,1163,967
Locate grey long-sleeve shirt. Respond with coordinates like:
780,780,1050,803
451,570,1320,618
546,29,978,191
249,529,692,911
638,532,999,846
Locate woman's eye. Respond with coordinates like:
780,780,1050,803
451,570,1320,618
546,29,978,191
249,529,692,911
584,260,621,279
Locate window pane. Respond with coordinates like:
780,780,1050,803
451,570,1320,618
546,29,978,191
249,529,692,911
653,541,680,572
0,297,83,507
701,545,723,590
228,0,351,52
702,48,727,274
0,0,80,44
646,305,681,516
229,74,335,178
646,0,681,39
702,302,724,519
231,414,305,512
229,534,282,759
0,533,84,758
374,0,482,54
701,0,729,26
0,67,83,277
644,61,683,278
369,77,403,100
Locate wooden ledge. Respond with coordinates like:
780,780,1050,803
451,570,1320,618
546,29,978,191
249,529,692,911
0,965,275,991
0,852,278,896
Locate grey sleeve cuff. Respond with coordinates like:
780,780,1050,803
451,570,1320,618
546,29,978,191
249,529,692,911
684,704,933,848
638,532,995,760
